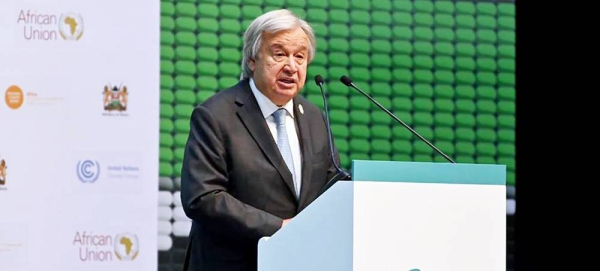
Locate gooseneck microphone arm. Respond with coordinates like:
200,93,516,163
315,75,347,174
315,75,352,196
340,75,455,163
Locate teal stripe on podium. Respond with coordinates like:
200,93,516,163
352,160,505,185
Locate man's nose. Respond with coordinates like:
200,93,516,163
283,57,298,73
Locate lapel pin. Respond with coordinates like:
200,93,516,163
298,104,304,114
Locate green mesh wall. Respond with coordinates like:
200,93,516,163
159,0,516,270
160,0,516,186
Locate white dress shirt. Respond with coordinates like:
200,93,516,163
249,78,303,192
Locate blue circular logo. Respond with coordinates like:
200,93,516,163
77,160,100,183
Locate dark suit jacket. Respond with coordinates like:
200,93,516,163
180,78,340,271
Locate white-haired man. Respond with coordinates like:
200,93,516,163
180,9,343,271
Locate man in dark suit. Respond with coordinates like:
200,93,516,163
180,9,343,271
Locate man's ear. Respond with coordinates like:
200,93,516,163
248,58,256,71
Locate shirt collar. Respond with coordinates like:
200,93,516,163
249,77,295,119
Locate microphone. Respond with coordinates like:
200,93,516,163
340,75,455,163
314,75,352,195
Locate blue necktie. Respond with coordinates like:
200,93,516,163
272,108,299,198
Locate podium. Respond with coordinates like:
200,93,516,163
257,160,506,271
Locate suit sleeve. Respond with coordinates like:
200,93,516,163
180,105,283,243
327,148,343,181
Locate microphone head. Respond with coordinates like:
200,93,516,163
340,75,353,86
314,74,324,86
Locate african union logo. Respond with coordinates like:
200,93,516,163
103,84,128,112
58,12,84,40
114,233,139,261
77,160,100,183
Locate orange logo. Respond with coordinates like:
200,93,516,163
5,85,24,109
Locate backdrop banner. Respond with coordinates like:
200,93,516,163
0,0,159,270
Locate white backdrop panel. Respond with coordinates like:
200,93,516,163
0,0,159,270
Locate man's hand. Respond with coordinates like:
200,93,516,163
282,218,292,228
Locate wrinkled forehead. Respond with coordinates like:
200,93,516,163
263,28,309,50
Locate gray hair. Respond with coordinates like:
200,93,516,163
240,9,316,79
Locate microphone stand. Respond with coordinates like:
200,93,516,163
314,75,352,196
340,75,455,163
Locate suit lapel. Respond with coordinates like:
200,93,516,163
235,82,296,196
294,99,313,208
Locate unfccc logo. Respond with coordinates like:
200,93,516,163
77,160,100,183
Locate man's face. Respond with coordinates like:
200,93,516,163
249,26,309,106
